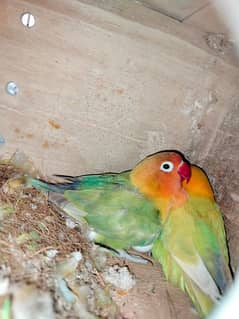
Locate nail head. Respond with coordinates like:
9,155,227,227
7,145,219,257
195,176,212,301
21,12,35,28
6,81,19,96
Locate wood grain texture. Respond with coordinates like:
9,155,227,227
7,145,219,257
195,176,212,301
184,3,229,33
139,0,209,21
0,0,238,178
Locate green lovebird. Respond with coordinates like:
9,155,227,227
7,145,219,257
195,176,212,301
27,169,161,263
131,151,232,317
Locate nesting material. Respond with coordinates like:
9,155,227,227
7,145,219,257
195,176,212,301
0,155,124,319
11,285,55,319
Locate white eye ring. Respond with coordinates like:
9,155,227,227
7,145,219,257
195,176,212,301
160,161,174,172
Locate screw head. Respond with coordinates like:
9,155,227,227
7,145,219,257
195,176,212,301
21,12,35,28
5,81,19,96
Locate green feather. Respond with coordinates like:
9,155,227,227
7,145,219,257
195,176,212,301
27,172,161,251
152,195,231,318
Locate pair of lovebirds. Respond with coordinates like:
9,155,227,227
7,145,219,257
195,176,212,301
28,150,232,318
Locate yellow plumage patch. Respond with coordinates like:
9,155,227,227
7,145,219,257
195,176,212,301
183,166,214,201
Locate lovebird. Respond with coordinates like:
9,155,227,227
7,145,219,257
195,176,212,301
131,151,232,317
27,167,162,263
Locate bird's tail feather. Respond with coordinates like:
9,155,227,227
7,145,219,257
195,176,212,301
26,176,69,193
184,274,216,317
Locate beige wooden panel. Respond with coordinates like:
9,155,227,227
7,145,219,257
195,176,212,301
79,0,238,66
140,0,209,21
184,3,229,33
0,0,238,177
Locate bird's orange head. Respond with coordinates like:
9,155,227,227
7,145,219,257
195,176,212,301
130,151,191,200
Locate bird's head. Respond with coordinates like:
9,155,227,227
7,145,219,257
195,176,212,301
130,151,191,199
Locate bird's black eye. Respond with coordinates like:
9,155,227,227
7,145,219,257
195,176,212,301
163,163,170,169
160,161,174,172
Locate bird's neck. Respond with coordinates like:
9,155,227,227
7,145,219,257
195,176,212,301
153,190,188,222
130,170,188,221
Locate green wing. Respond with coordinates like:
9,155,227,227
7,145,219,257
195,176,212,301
29,172,161,250
64,172,161,249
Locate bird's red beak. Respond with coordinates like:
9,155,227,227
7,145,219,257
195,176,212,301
177,161,191,183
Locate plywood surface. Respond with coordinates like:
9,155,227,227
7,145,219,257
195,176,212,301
184,3,229,33
140,0,209,21
0,0,238,178
78,0,238,66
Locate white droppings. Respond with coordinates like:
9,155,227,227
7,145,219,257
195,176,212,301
88,229,97,241
31,203,37,210
46,249,58,259
102,265,136,290
0,278,9,295
181,90,217,116
70,251,83,262
65,218,77,229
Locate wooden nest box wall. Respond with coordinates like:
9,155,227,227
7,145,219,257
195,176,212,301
0,1,238,318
